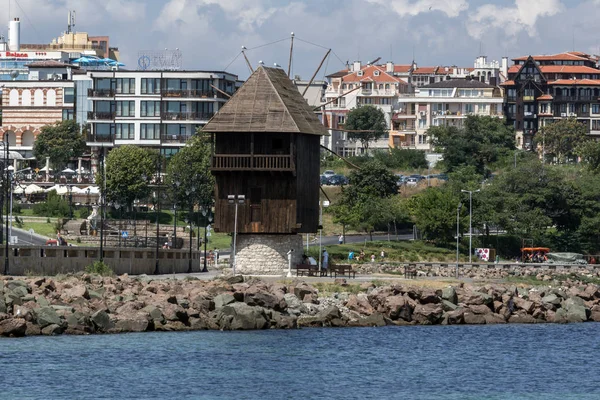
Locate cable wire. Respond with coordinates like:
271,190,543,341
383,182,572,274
223,51,242,71
246,37,290,51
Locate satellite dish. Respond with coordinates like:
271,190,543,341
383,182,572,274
10,70,19,80
52,73,60,80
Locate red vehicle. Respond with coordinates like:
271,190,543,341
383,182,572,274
521,247,550,263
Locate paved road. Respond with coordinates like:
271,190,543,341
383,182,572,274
5,226,49,246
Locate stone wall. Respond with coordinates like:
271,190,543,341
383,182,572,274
234,234,303,275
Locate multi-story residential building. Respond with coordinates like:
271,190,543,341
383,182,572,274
85,70,238,170
391,78,504,149
322,62,409,155
502,51,600,149
0,62,76,161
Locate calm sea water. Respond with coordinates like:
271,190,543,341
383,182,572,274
1,324,599,399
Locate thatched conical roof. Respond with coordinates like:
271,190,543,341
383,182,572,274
203,66,328,136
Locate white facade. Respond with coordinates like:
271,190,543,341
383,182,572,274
85,70,238,162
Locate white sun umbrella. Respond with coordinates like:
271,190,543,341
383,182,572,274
62,167,76,174
39,166,53,172
24,184,44,194
70,186,85,194
82,186,100,194
13,186,24,194
45,184,68,195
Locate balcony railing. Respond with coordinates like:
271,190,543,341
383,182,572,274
553,95,597,102
211,154,294,172
160,134,191,144
86,133,114,143
88,88,115,98
523,95,535,102
506,96,517,102
87,111,115,120
161,112,214,121
162,89,229,99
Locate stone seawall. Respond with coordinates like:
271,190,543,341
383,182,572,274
1,273,600,337
235,234,303,274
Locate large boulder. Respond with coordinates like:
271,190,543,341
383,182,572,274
244,288,282,311
461,291,493,307
91,310,113,332
41,323,65,336
217,302,268,330
385,295,412,322
345,294,374,316
34,306,62,328
412,303,443,325
463,311,486,324
563,298,589,323
293,283,317,302
297,306,347,328
213,293,236,310
114,314,150,332
441,287,458,305
0,318,27,336
283,293,307,316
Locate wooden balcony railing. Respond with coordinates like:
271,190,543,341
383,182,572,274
211,154,294,172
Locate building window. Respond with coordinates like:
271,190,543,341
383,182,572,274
63,88,75,104
582,104,589,113
337,115,345,124
464,104,474,114
116,101,135,117
418,119,426,129
62,109,74,120
165,124,186,137
592,104,600,114
115,123,135,140
95,123,114,137
141,78,161,94
592,120,600,131
116,78,135,94
141,123,160,139
362,98,372,104
141,101,161,117
250,187,262,222
381,98,391,105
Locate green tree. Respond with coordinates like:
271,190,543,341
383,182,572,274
344,105,387,151
538,118,588,163
343,161,398,200
166,133,215,209
33,120,86,169
576,139,600,173
408,187,461,245
429,115,515,175
97,145,157,207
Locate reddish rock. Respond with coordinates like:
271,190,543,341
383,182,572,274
0,318,27,336
345,294,374,316
463,312,486,324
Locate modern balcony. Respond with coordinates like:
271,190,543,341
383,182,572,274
160,134,191,144
161,112,214,121
522,96,535,102
88,88,115,98
211,154,295,172
161,89,229,99
86,133,114,144
87,111,116,120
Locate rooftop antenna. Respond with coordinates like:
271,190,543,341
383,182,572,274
287,32,294,78
241,45,254,74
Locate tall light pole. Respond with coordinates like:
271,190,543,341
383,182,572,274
185,186,196,273
228,194,245,276
172,180,180,249
99,147,105,262
456,202,462,279
318,200,330,273
153,155,161,275
461,189,480,263
201,206,212,273
3,136,9,275
68,184,73,220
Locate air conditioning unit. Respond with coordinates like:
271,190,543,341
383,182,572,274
568,112,577,117
419,111,426,116
560,113,567,117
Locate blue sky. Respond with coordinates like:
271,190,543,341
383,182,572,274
3,0,599,79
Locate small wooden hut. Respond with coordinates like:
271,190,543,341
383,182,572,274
203,66,328,273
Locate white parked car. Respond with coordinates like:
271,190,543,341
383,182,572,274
322,170,336,178
406,177,419,187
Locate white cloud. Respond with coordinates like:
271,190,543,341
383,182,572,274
154,0,279,33
366,0,468,18
466,0,564,39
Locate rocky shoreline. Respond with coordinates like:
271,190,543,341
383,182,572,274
1,273,600,337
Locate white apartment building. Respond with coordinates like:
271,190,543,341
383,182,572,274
391,78,504,150
85,70,238,169
323,62,409,156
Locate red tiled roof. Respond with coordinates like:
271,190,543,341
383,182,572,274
539,65,600,74
512,52,594,62
393,65,412,73
500,80,516,86
548,79,600,86
343,65,404,84
537,94,553,100
508,65,522,73
412,66,438,75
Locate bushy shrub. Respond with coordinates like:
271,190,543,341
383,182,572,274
33,190,70,217
77,207,91,219
85,261,114,276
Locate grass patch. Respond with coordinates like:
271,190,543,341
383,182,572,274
313,282,364,295
312,240,456,263
506,272,600,286
19,221,59,238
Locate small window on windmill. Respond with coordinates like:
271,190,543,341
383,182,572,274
250,187,262,222
272,137,284,154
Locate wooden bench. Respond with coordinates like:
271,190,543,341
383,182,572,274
329,264,356,278
295,264,322,277
404,265,417,279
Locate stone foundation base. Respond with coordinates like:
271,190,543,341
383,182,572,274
234,234,303,275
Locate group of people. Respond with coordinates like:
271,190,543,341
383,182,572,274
301,249,329,272
348,249,385,263
522,251,548,263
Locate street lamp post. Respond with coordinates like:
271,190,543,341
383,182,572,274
201,206,212,273
172,180,180,250
114,202,122,247
99,148,105,262
153,155,162,275
461,189,480,263
456,202,462,279
185,186,196,273
228,194,245,276
318,200,330,274
3,137,10,274
68,184,73,220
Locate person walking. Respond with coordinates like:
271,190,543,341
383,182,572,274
322,249,329,276
338,234,344,245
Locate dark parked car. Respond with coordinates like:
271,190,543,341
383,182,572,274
328,174,348,186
